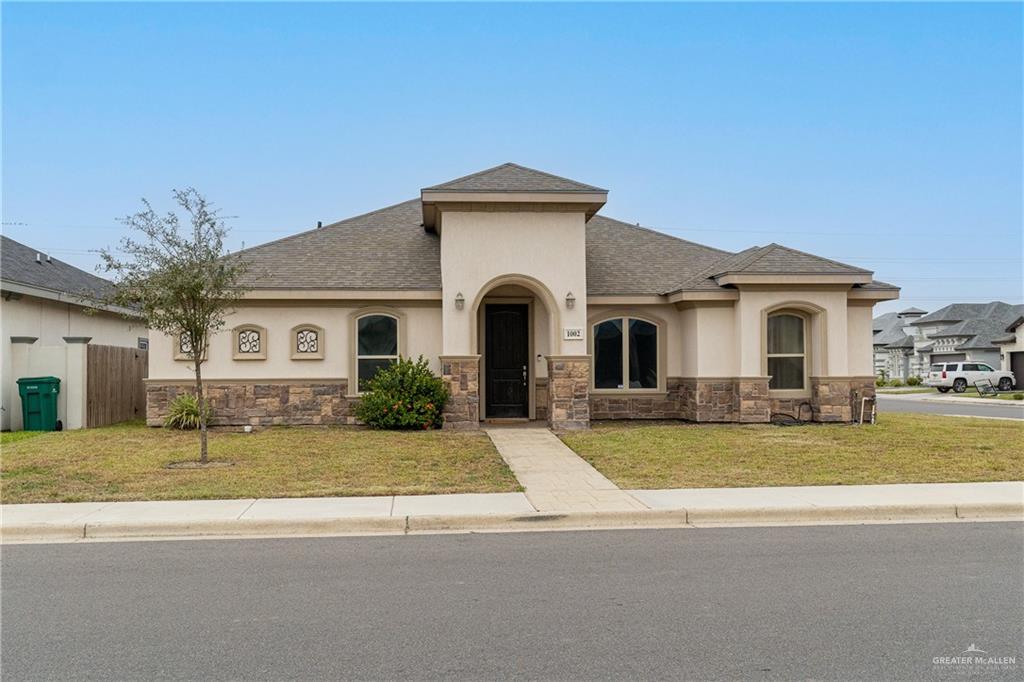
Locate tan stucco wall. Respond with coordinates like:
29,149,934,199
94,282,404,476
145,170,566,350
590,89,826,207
146,304,442,383
1,294,145,430
734,288,855,378
439,211,587,356
846,304,876,377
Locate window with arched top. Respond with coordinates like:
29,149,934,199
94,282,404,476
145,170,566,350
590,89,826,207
356,314,399,391
291,325,324,360
591,316,661,391
232,325,267,360
766,312,806,391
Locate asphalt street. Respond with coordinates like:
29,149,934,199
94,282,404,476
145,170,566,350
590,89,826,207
878,395,1024,420
3,523,1022,680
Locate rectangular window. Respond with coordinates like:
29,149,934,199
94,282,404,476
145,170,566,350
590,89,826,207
357,314,399,391
628,319,658,389
594,319,623,389
767,313,806,391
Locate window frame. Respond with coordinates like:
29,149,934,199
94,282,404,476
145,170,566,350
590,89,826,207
588,312,665,395
348,307,407,396
232,324,268,361
765,311,808,395
173,331,207,362
291,324,325,360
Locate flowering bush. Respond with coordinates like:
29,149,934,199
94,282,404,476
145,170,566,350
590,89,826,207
354,356,449,429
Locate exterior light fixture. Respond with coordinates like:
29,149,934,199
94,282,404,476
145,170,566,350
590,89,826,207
455,292,465,310
565,291,576,309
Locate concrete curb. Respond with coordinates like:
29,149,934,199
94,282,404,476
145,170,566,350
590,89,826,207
2,503,1020,543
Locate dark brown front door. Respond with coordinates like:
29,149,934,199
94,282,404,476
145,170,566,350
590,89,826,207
485,304,529,418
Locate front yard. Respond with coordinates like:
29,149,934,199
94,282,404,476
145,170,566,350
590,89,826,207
561,413,1024,489
1,422,520,504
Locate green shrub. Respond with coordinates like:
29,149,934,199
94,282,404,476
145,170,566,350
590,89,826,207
164,393,212,430
875,377,887,387
1013,393,1024,401
890,379,904,387
355,356,449,429
906,376,922,386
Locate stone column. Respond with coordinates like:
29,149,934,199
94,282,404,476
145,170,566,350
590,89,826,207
736,377,771,423
439,355,480,430
810,377,853,423
546,355,590,431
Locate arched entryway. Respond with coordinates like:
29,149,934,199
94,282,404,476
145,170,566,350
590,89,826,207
469,275,559,421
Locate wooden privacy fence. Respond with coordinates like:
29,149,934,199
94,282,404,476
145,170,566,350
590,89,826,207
86,345,148,427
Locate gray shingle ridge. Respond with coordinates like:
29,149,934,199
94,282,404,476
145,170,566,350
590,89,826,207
1,235,114,299
424,162,607,193
724,242,872,275
664,247,761,293
231,197,422,260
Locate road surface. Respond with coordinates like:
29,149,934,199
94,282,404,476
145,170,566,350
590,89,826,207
878,394,1024,420
3,523,1022,680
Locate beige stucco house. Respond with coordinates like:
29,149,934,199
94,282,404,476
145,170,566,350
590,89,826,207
1,236,148,431
146,163,899,430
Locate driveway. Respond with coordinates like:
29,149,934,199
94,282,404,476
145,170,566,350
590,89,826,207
878,393,1024,420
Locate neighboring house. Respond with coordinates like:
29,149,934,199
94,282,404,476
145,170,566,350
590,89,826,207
146,163,899,429
874,301,1024,381
993,316,1024,389
872,307,926,379
1,236,148,431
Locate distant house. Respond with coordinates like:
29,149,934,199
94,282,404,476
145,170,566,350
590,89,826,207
873,301,1024,380
992,316,1024,389
872,307,926,379
0,236,148,431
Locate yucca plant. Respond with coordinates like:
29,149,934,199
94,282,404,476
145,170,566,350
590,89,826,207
164,394,213,430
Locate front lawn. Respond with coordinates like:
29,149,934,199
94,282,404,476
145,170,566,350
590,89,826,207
1,421,520,504
561,413,1024,489
951,388,1024,401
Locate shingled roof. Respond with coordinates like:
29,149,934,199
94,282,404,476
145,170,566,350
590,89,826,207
1,235,114,300
424,163,606,193
235,199,441,290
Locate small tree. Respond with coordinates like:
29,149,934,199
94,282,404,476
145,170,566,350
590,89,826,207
100,189,248,463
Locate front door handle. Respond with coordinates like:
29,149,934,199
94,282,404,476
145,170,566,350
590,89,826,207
522,365,528,386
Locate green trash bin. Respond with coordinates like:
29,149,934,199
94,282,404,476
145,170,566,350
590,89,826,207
16,376,61,432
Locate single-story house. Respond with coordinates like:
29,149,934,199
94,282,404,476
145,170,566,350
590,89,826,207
145,163,899,430
1,236,149,431
993,316,1024,389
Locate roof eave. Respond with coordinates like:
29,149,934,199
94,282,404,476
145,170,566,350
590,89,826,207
420,190,608,229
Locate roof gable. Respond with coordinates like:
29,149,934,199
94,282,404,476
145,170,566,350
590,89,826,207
710,243,871,276
424,163,606,193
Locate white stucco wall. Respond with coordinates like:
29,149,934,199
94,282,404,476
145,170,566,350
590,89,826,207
146,304,443,384
846,304,875,377
439,211,587,356
0,293,146,430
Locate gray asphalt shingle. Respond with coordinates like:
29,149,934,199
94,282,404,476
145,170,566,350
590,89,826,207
424,163,606,193
1,235,113,300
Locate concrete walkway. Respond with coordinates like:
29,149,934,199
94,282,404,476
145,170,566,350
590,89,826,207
485,427,648,512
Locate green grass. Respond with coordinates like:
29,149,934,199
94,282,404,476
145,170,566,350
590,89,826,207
1,421,520,504
1,431,47,446
561,413,1024,489
952,388,1024,401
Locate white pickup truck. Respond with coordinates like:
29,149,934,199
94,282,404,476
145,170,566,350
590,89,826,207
925,362,1016,393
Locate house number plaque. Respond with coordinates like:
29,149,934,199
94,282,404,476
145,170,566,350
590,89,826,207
563,327,584,341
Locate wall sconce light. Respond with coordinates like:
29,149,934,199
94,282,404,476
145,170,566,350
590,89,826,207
565,291,576,309
455,292,465,310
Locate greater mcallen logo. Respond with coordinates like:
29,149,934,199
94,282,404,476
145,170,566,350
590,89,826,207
933,644,1018,672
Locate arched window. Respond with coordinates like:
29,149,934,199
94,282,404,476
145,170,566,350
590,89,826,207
766,313,806,390
356,314,399,391
291,325,324,360
233,325,267,360
592,316,659,390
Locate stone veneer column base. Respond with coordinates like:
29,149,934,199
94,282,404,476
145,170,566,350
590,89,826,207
440,355,481,430
811,376,877,423
736,378,771,423
145,380,355,429
546,355,591,430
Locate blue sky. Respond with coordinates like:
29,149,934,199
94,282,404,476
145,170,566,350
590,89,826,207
3,2,1021,315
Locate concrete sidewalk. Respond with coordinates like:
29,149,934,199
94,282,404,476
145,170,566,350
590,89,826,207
3,481,1020,543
